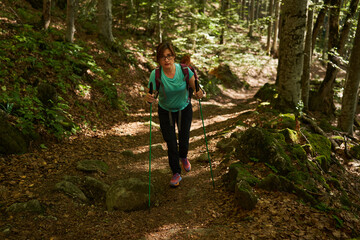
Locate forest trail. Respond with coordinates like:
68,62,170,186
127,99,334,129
1,63,349,239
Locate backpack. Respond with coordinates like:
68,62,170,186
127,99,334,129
154,63,198,101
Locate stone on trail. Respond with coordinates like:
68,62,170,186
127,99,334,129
76,160,109,173
55,180,88,202
106,178,153,211
6,199,44,214
234,181,258,210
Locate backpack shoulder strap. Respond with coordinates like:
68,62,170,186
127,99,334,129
180,63,190,86
189,65,198,81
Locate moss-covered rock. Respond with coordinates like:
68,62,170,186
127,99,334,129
278,113,296,129
349,145,360,159
236,127,293,174
234,181,258,210
258,173,318,205
216,137,239,153
6,199,44,214
254,83,277,102
226,162,259,191
303,130,331,162
286,171,310,185
279,128,299,144
55,181,88,202
76,160,109,174
290,144,308,163
315,155,330,172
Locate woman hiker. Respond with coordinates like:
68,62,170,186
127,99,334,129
145,42,204,187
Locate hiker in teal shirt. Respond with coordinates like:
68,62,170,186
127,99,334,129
145,42,204,187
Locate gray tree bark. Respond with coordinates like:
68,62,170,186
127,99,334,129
65,0,76,43
42,0,51,30
97,0,114,44
338,13,360,135
266,0,273,54
301,2,314,111
276,0,307,110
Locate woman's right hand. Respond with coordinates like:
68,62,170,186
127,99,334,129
145,92,156,104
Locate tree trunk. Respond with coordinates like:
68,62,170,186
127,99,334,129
191,0,197,50
220,0,229,44
266,0,273,54
312,0,358,115
42,0,51,30
156,0,162,43
271,0,280,57
248,0,255,37
97,0,114,44
311,0,330,53
276,0,307,111
301,2,314,111
338,13,360,135
65,0,76,43
338,0,359,55
242,0,246,21
255,0,261,20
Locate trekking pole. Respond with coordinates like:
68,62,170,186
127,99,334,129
195,80,215,188
148,83,153,209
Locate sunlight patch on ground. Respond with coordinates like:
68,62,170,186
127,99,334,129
191,109,255,132
218,85,256,100
145,224,182,239
110,121,152,136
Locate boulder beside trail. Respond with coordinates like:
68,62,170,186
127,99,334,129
0,116,28,154
6,199,44,214
106,178,153,212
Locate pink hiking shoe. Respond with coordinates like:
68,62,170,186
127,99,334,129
180,158,191,172
170,173,182,187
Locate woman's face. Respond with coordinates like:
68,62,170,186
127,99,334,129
159,49,175,70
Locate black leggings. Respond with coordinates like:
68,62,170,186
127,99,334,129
158,103,193,175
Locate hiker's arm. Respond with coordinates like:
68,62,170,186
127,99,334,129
189,76,205,99
145,88,157,103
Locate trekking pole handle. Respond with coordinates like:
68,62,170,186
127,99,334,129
195,79,200,92
149,82,153,95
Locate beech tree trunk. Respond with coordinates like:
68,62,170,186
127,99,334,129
276,0,307,111
311,0,330,53
301,2,314,111
65,0,76,43
271,0,280,57
248,0,255,37
42,0,51,30
97,0,114,44
266,0,273,54
312,0,358,115
338,13,360,135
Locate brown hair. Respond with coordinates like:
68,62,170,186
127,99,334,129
156,42,176,63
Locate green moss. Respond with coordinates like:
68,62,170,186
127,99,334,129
279,128,299,144
340,192,352,208
290,144,308,164
349,145,360,159
328,178,342,190
227,162,259,191
278,113,296,129
287,171,310,185
303,130,331,162
315,155,330,172
319,119,334,133
237,128,293,174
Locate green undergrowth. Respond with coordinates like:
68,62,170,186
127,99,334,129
0,24,126,139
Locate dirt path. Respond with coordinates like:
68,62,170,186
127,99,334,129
1,79,349,239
